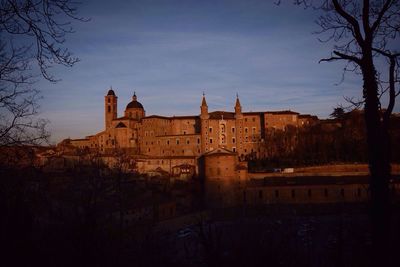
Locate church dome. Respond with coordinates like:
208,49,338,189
126,100,144,109
125,92,144,110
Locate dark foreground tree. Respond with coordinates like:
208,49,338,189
0,0,86,145
329,106,346,120
283,0,400,265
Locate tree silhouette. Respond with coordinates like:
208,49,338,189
285,0,400,264
330,107,346,120
0,0,87,145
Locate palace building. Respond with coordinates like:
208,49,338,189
65,89,318,174
59,89,400,208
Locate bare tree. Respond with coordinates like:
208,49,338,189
0,0,86,146
282,0,400,264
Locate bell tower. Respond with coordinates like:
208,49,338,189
105,87,118,129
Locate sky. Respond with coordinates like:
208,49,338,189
35,0,399,143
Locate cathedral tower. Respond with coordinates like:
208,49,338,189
105,88,118,129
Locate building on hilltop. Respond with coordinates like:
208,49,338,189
63,88,318,175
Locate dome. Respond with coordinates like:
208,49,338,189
126,92,144,109
107,89,116,96
126,100,144,109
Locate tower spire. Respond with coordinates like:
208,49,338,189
200,92,209,119
235,93,241,107
201,92,207,106
235,93,242,115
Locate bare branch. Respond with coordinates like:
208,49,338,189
371,0,395,34
332,0,365,45
0,1,86,145
320,50,362,65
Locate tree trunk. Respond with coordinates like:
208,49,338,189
362,53,392,265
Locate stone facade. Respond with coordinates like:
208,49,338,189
66,89,318,174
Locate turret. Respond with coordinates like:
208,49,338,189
105,88,118,129
200,93,209,153
234,93,244,156
200,93,209,119
234,93,242,119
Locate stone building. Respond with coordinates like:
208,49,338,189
65,89,317,174
60,89,400,209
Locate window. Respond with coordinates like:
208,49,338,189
197,138,200,144
186,139,190,144
232,127,235,133
176,139,180,145
232,138,236,144
209,127,213,133
108,98,110,103
209,138,213,144
108,106,111,112
245,127,248,134
167,140,170,145
183,131,186,135
252,117,255,122
232,147,236,152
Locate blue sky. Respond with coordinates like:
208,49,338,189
36,0,398,143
